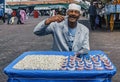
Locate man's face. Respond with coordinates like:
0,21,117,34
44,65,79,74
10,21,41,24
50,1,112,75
67,10,80,23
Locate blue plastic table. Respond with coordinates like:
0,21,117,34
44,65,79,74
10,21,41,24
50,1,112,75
4,50,116,82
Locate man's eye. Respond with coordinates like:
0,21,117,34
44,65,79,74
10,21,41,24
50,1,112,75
75,11,79,13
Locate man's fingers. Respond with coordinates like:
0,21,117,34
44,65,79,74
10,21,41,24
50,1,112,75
58,15,64,20
45,15,64,25
57,18,64,22
56,15,64,22
74,52,80,57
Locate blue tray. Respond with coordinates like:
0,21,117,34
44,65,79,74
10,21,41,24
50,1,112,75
4,50,117,82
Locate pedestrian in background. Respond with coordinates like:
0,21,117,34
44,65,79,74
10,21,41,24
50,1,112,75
20,8,26,24
0,7,4,24
7,9,13,24
88,2,97,30
33,10,39,18
52,10,56,16
10,10,16,24
16,7,22,24
104,3,110,30
95,3,103,29
26,8,30,19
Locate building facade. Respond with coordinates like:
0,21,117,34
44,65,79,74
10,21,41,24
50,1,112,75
7,0,74,5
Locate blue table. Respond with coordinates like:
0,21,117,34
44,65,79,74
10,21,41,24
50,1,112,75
4,50,116,82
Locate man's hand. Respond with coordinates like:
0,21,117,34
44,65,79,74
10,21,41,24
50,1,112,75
74,52,81,57
74,49,89,57
45,15,64,25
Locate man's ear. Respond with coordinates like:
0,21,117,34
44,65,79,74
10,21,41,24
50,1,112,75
79,14,81,17
78,13,81,17
77,14,80,20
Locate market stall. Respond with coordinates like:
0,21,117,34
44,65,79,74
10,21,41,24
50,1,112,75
106,0,120,31
4,50,116,82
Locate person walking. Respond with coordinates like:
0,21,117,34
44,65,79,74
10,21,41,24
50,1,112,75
95,3,103,29
20,8,26,24
7,9,13,24
33,10,39,18
88,2,97,30
10,10,16,24
16,8,22,24
0,7,4,24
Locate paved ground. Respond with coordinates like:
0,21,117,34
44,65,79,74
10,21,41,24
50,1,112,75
0,16,120,82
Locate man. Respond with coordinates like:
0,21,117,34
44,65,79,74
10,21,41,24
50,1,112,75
7,9,13,24
88,2,97,30
10,10,16,24
0,7,4,23
34,3,90,56
16,7,22,24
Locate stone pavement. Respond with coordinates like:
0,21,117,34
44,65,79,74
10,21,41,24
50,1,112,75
0,16,120,82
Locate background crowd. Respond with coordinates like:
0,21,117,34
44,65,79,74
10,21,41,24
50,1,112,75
0,1,117,31
88,1,105,31
0,6,67,25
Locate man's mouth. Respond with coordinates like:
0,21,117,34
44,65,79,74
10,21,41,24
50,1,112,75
69,15,77,19
69,15,77,18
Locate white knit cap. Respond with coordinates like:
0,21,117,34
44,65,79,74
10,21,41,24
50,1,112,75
68,3,81,13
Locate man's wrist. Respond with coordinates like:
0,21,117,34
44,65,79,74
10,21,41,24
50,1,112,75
45,18,53,25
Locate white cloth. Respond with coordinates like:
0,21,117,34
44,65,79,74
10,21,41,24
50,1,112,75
7,9,13,15
68,3,81,13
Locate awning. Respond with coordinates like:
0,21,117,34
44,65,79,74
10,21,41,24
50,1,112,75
49,5,67,9
10,5,28,10
34,6,51,10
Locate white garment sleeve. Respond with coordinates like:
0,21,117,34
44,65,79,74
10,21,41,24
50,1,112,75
77,29,90,55
82,29,90,50
33,19,54,36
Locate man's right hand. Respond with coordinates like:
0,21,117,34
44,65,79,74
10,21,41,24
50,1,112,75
45,15,65,25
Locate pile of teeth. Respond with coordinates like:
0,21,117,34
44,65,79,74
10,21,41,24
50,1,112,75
13,54,114,71
91,55,104,70
61,54,114,71
99,55,114,70
13,55,68,70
